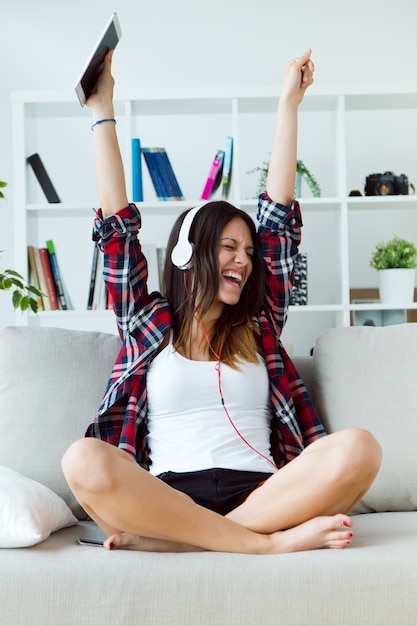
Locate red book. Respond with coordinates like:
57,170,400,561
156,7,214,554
38,247,59,310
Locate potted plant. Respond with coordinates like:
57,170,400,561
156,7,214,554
250,159,321,198
370,235,417,304
1,180,43,312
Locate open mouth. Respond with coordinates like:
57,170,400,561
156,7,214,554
222,271,242,287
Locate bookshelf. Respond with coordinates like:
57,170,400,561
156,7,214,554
12,86,417,354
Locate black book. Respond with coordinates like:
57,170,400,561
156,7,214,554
27,153,61,203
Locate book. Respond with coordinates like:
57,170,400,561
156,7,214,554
131,138,143,202
201,149,225,200
141,244,160,293
92,249,105,310
46,240,68,310
221,136,233,199
142,148,166,199
27,246,44,310
87,244,99,310
142,147,184,201
26,153,61,203
158,149,184,200
157,247,166,292
289,253,308,305
33,247,50,311
38,248,59,310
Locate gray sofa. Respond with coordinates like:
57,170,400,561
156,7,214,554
1,323,417,625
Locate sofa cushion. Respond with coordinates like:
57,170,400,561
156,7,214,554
0,326,121,519
0,466,77,547
312,323,417,513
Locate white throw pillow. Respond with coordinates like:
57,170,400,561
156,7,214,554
0,466,78,548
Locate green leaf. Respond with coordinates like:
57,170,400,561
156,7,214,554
29,298,39,313
20,296,30,311
1,277,12,290
4,269,24,279
27,285,44,297
370,235,417,270
8,277,24,289
12,290,22,309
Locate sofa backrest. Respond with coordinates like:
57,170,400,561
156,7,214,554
0,326,121,519
2,323,416,520
312,323,417,514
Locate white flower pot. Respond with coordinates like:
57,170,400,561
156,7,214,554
378,268,416,304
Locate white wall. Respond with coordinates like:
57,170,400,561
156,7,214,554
1,0,416,326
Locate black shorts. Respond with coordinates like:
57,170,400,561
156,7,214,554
157,468,273,516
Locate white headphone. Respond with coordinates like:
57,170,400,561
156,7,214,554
170,204,205,270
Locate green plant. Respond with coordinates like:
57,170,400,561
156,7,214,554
0,180,43,312
370,235,417,270
295,160,321,197
250,159,321,198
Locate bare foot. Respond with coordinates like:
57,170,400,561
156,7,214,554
104,532,204,553
103,514,353,554
268,514,353,554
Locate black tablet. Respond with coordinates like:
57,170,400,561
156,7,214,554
75,12,122,107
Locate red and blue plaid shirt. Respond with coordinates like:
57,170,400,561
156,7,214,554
85,194,325,469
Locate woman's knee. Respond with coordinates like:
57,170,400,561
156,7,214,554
334,428,382,481
61,437,116,491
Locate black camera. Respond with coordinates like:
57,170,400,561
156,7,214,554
365,171,409,196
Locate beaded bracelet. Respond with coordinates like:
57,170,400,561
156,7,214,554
91,118,117,131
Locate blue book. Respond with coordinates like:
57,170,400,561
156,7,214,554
221,136,233,199
46,239,68,310
131,138,143,202
158,148,184,200
142,148,168,200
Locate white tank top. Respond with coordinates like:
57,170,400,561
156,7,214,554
146,335,276,475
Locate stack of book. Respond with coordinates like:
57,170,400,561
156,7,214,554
131,137,233,203
132,140,184,201
27,241,69,311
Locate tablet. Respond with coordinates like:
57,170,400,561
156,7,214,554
75,12,122,107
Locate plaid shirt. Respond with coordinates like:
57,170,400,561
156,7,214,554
85,194,325,469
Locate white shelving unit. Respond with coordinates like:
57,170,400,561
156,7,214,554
12,86,417,354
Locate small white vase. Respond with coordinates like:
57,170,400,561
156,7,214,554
378,268,416,304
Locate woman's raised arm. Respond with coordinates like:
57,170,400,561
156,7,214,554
87,50,129,218
266,49,314,206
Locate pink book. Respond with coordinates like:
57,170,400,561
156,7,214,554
200,149,225,200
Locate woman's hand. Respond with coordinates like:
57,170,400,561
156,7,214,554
266,49,315,205
87,50,116,119
88,48,128,217
280,49,315,106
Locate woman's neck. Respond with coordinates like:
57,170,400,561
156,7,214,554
183,309,222,361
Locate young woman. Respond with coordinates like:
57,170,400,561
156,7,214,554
62,49,381,554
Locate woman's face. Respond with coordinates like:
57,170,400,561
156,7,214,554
215,217,254,307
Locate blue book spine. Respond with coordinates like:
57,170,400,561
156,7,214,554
221,136,233,199
132,138,143,202
45,239,68,310
142,148,167,200
159,149,184,200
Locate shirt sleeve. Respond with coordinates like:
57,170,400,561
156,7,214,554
92,203,153,339
256,192,302,335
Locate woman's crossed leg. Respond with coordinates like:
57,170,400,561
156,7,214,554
61,428,381,554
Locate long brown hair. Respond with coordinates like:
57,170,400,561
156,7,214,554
163,201,265,367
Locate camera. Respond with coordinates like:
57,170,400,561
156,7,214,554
365,172,409,196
